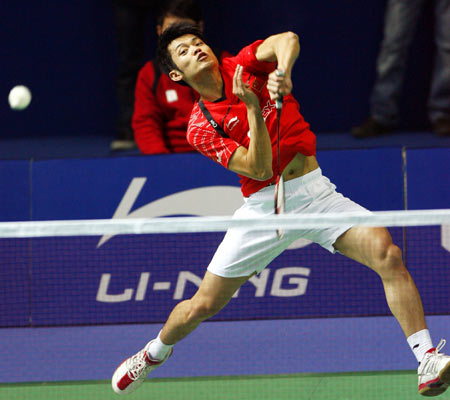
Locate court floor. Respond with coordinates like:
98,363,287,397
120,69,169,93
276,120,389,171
3,370,449,400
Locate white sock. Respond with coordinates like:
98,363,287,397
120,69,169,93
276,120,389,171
407,329,433,363
147,331,173,361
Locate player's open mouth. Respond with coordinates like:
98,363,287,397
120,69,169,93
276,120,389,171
197,52,208,61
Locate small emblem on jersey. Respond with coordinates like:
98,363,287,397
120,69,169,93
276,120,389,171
226,116,239,131
252,78,265,93
165,89,178,103
261,100,276,120
247,130,251,138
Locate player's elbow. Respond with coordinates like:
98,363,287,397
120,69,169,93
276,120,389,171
278,31,300,58
283,31,299,46
252,167,273,181
284,31,298,42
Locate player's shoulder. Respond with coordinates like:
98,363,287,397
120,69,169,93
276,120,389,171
235,40,264,58
188,104,217,134
220,54,237,72
188,103,205,127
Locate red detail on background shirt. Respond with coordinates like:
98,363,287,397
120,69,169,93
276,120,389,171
187,40,317,197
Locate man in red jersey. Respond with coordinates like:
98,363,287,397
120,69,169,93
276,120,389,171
112,24,450,397
132,0,231,154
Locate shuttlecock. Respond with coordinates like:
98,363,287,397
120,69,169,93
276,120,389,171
8,85,32,110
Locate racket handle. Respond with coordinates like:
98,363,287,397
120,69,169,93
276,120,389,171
275,69,285,110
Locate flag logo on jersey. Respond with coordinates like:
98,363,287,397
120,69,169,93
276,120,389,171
226,116,239,131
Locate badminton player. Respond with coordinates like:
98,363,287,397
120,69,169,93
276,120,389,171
112,24,450,397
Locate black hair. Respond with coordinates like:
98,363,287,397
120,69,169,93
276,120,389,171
156,0,203,26
157,22,205,76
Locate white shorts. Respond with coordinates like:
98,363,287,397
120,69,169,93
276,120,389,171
207,168,371,278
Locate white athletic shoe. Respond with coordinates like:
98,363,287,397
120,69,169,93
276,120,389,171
111,340,173,395
418,339,450,396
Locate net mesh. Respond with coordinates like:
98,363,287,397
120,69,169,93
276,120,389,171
1,211,449,399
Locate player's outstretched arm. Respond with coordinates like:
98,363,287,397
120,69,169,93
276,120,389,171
256,32,300,101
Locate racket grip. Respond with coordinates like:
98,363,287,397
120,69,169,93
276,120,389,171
275,69,285,109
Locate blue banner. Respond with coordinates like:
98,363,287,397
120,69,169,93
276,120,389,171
0,160,29,221
0,161,30,327
407,148,450,210
29,230,402,326
0,149,448,327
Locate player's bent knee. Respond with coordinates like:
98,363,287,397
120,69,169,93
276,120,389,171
386,243,403,265
374,243,405,278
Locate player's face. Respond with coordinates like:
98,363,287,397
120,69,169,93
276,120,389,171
168,34,218,82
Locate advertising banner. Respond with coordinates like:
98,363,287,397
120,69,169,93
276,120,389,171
1,149,448,327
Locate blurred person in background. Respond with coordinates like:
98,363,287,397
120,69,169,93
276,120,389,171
352,0,450,138
132,0,232,154
111,0,163,151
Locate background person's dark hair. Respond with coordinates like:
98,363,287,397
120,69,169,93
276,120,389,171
156,0,203,27
157,23,205,77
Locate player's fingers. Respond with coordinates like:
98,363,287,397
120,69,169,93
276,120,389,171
237,65,244,87
233,65,246,98
238,65,246,94
266,81,278,92
233,65,242,96
269,91,280,101
268,71,284,84
266,82,281,100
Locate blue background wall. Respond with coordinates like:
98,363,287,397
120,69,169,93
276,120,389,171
0,0,436,139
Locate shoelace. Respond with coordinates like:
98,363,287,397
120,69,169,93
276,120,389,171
419,339,447,377
126,350,151,380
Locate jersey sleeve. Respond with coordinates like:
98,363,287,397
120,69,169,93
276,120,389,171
187,106,240,169
234,40,277,76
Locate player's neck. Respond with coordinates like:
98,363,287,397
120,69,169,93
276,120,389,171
195,68,224,102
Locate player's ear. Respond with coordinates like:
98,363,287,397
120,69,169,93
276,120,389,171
169,69,184,82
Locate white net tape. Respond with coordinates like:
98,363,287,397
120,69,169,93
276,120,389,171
0,209,449,238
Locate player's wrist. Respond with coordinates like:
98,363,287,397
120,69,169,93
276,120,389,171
245,99,261,111
277,67,292,80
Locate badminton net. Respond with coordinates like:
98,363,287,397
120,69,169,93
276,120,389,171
0,209,449,400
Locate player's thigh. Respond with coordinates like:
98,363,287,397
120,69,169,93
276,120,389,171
333,226,395,270
191,270,251,312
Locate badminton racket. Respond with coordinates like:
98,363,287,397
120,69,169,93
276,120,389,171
274,69,285,239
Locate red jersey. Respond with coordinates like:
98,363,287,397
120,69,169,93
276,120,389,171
187,40,316,197
133,50,232,154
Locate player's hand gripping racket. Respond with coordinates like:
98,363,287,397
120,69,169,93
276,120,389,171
274,69,285,239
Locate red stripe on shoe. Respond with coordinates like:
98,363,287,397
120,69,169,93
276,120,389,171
117,373,133,390
145,351,163,365
419,377,441,391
